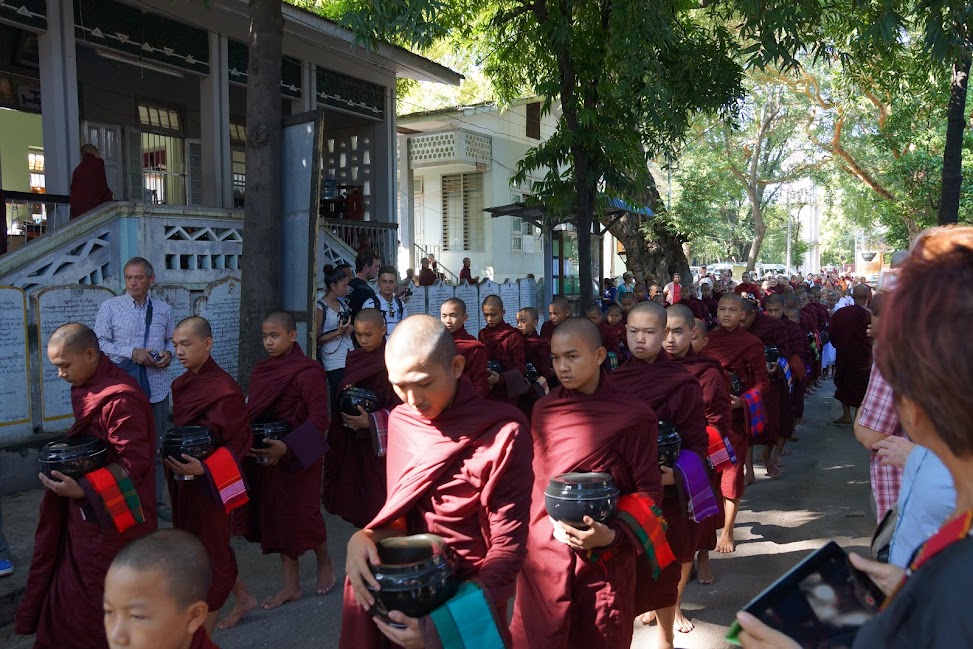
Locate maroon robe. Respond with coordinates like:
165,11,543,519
596,320,620,354
702,296,719,323
801,305,823,383
829,304,873,408
479,322,529,402
680,295,707,323
539,319,558,344
519,330,554,419
452,327,491,398
782,318,809,420
745,312,792,446
702,327,770,500
323,343,400,528
606,352,708,611
190,628,221,649
69,153,114,218
17,355,156,648
170,356,251,610
241,344,329,558
510,376,662,648
610,320,628,353
675,350,731,550
338,379,532,649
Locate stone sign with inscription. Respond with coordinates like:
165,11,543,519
193,277,241,379
519,278,537,310
0,287,31,440
33,285,115,423
403,285,427,319
152,284,191,385
454,283,480,334
499,280,520,326
425,282,454,320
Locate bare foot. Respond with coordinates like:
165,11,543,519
832,416,852,425
766,464,782,479
317,556,336,594
716,531,736,554
217,591,257,630
774,456,785,467
262,586,303,610
638,610,657,625
674,609,695,633
696,558,715,584
744,471,756,487
780,447,792,456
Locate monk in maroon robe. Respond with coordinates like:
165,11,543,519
511,318,670,648
606,302,711,643
540,295,571,343
584,304,621,355
167,317,252,634
105,529,223,649
236,312,333,617
702,294,770,555
515,306,555,419
742,300,792,479
665,305,732,587
324,309,400,528
829,285,874,423
479,295,529,402
784,297,811,423
440,297,492,398
70,144,114,218
606,304,627,354
764,294,802,452
340,315,532,648
17,323,156,649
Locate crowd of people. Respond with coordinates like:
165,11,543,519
4,228,973,649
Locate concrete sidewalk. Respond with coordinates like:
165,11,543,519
0,383,876,648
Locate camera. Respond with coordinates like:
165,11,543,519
338,311,351,326
150,351,163,362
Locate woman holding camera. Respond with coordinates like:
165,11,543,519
316,266,354,405
737,226,973,649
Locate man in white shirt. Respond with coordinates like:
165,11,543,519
362,265,404,338
94,256,175,519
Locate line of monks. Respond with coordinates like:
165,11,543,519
13,277,833,649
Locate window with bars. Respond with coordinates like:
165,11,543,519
138,104,182,133
441,173,484,252
27,148,45,193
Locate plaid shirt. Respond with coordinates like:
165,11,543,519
858,361,905,518
94,294,175,404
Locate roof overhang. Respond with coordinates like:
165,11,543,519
484,198,652,232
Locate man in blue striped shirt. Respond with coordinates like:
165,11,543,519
94,256,176,520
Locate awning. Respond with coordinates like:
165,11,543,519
483,197,653,231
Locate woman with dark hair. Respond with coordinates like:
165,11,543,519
315,266,354,405
737,226,973,648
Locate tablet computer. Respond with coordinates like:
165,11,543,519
725,542,883,647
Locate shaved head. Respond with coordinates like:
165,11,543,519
740,299,756,314
550,296,570,310
110,529,211,608
852,284,871,301
263,310,297,332
355,307,385,327
719,293,744,307
387,314,457,370
443,297,467,315
764,293,785,308
666,303,696,329
584,303,601,317
629,300,666,325
482,294,504,310
174,316,212,339
552,317,603,352
49,322,99,354
695,318,708,334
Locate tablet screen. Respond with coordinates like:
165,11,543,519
740,542,879,649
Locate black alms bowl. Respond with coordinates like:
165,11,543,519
367,534,459,622
765,345,780,363
39,436,108,479
487,360,504,375
729,372,743,396
339,386,383,417
251,420,289,450
525,362,540,382
657,420,682,468
544,472,620,528
161,426,215,463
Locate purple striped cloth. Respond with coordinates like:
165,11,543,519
674,450,720,523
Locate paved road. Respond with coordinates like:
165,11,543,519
1,384,873,648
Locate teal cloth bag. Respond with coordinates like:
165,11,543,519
428,581,506,649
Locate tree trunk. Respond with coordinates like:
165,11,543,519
937,52,970,225
574,153,595,312
238,0,284,389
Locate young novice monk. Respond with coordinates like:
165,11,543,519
510,318,671,648
479,295,529,402
783,296,810,427
540,295,571,343
236,311,333,615
439,297,491,398
665,305,733,587
585,303,621,356
701,294,770,554
17,323,156,648
167,316,252,634
323,309,400,528
104,529,219,649
516,306,555,415
607,302,713,645
340,315,532,648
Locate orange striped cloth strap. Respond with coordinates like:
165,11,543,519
85,463,143,533
587,493,675,579
204,447,249,514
